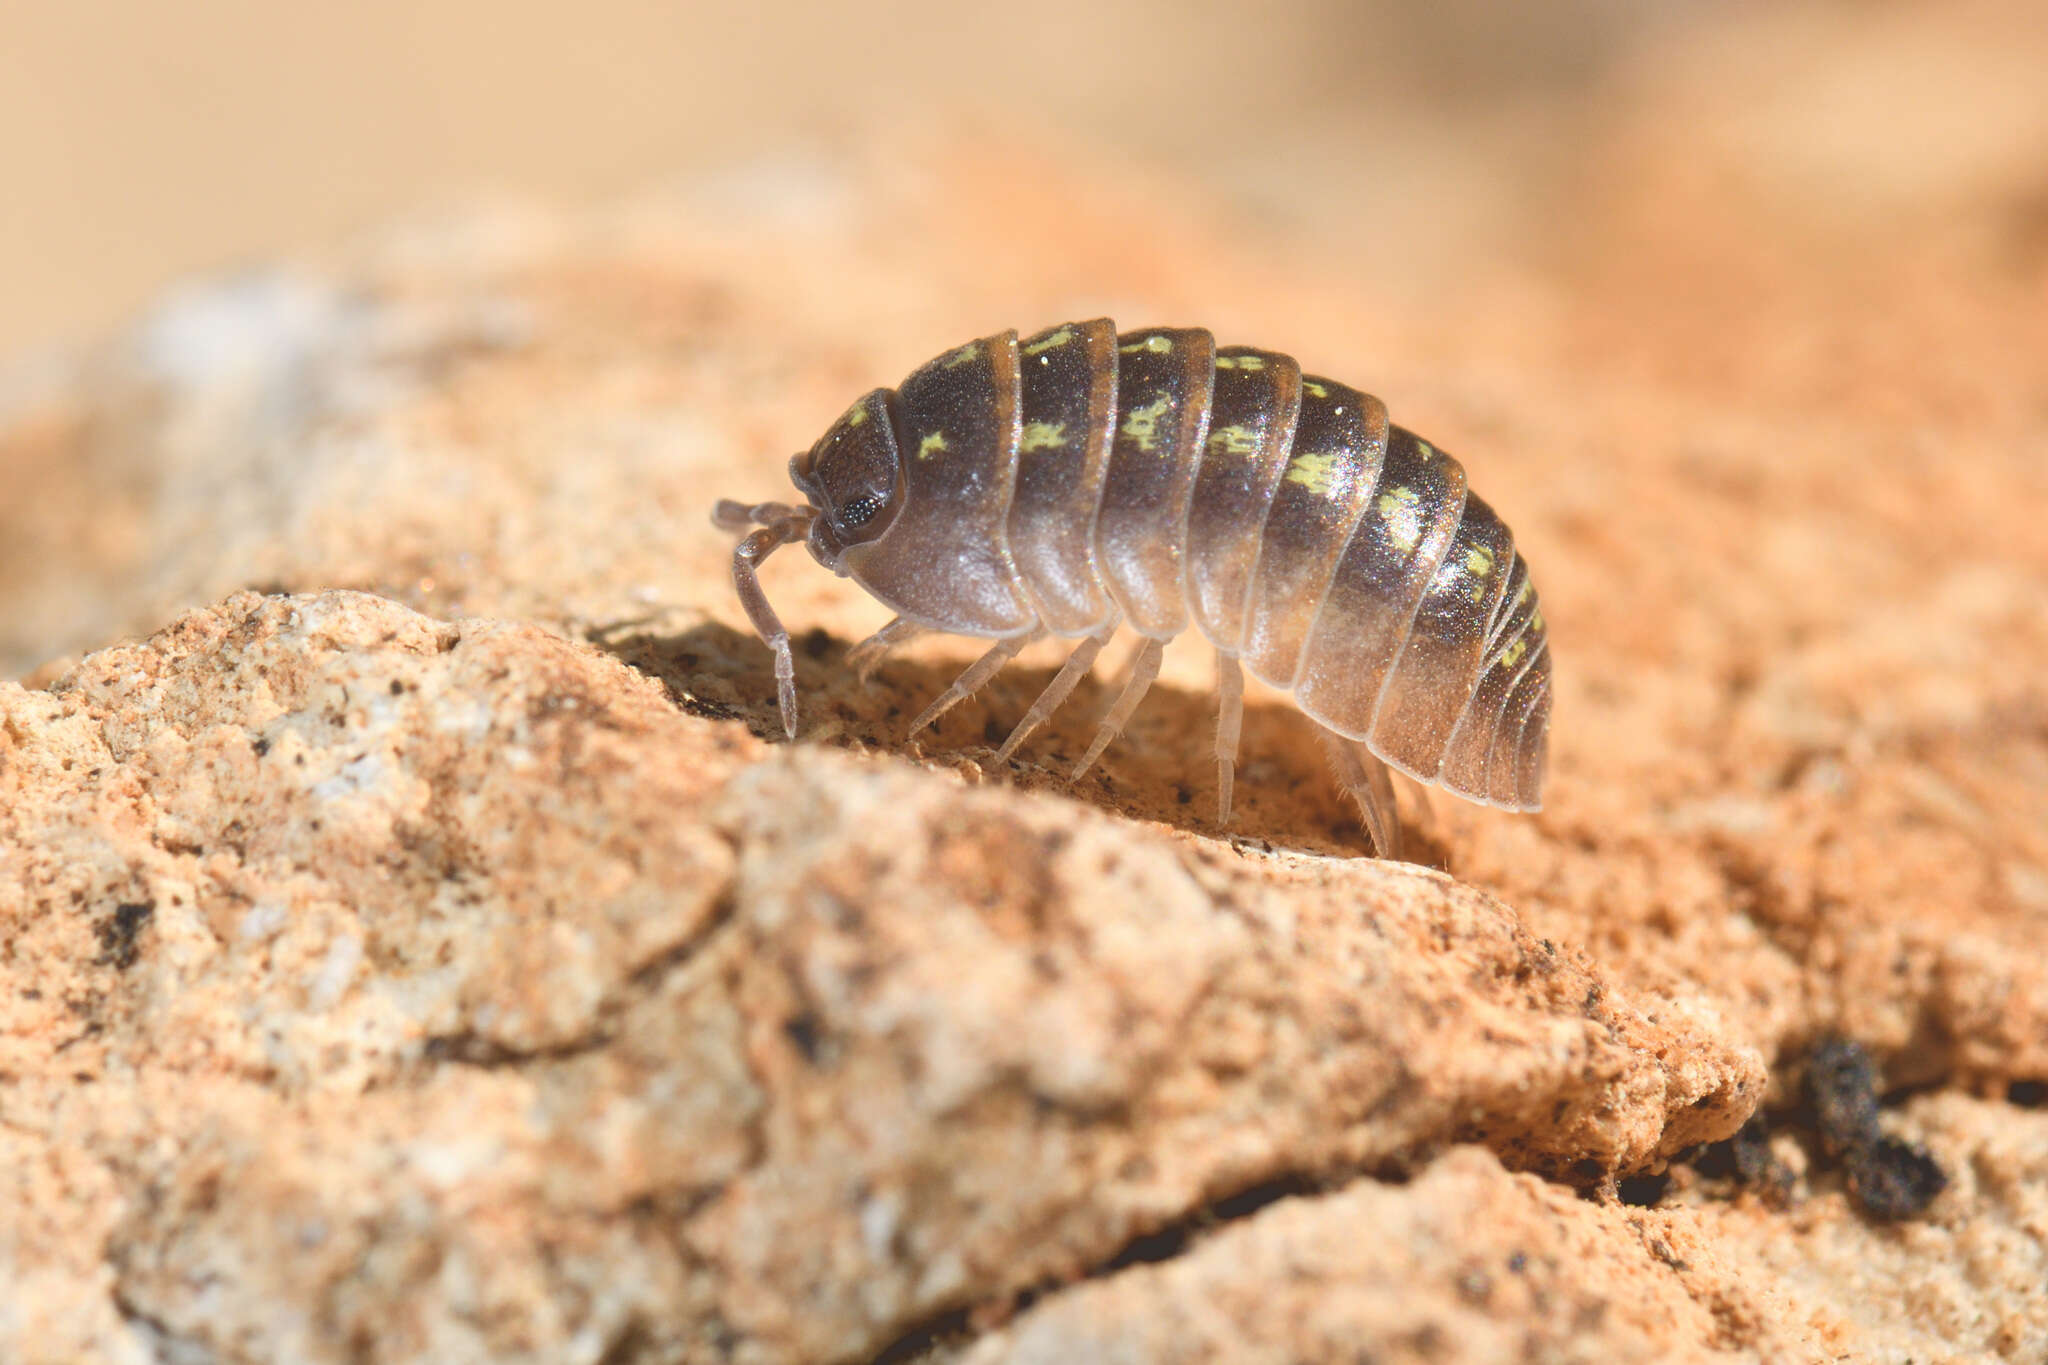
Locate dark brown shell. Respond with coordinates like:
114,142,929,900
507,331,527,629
750,321,1552,817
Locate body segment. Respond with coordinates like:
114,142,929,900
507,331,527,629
1091,327,1216,640
1239,375,1388,690
1183,346,1302,649
721,320,1554,856
837,330,1032,634
1293,425,1467,745
1009,321,1119,634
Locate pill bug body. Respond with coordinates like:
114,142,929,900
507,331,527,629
717,321,1551,857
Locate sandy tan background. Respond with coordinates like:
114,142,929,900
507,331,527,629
0,0,1748,360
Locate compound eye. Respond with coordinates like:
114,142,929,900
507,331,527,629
839,494,882,529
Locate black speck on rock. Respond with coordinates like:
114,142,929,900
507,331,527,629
782,1011,826,1065
95,901,155,970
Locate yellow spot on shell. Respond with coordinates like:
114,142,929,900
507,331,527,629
1378,484,1422,552
917,431,950,460
1529,609,1545,634
1514,579,1532,608
1216,354,1267,371
1206,424,1258,458
1415,439,1436,460
845,404,868,427
1284,451,1341,496
1463,545,1495,602
942,341,981,369
1023,328,1073,357
1120,394,1172,453
1303,380,1330,399
1020,421,1068,453
1120,334,1173,354
1501,637,1528,670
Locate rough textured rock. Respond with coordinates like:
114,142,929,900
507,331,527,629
960,1146,1788,1365
959,1095,2048,1364
4,4,2047,1360
2,591,1757,1363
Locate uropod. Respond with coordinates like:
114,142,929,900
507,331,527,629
715,322,1551,858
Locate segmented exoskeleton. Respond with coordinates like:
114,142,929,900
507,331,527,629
715,322,1551,858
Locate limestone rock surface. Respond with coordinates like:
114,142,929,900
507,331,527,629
3,590,1764,1363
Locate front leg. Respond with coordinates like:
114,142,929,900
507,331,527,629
845,616,928,686
714,499,805,533
728,516,807,739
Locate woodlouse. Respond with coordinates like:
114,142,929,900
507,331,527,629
716,322,1551,857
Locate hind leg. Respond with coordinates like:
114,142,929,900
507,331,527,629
1317,726,1404,861
908,629,1046,738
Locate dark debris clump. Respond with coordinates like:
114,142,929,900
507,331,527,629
1806,1037,1883,1156
1694,1113,1794,1208
1806,1037,1947,1221
1844,1137,1949,1221
1694,1036,1946,1222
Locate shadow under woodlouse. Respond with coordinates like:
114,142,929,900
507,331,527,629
588,619,1454,867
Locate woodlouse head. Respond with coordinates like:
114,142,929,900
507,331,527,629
790,388,904,571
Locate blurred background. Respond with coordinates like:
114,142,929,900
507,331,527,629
3,0,2045,690
8,0,2045,364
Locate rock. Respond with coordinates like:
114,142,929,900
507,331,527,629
1,592,745,1362
958,1098,2048,1364
960,1146,1790,1365
2,591,1757,1363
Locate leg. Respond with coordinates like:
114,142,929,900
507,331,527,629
1215,652,1244,825
908,628,1046,738
1318,727,1404,861
845,616,927,685
1359,742,1403,862
1071,636,1165,781
1397,770,1439,848
729,518,807,738
714,498,806,533
992,629,1115,765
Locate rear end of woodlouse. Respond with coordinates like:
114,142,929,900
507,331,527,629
714,321,1552,859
